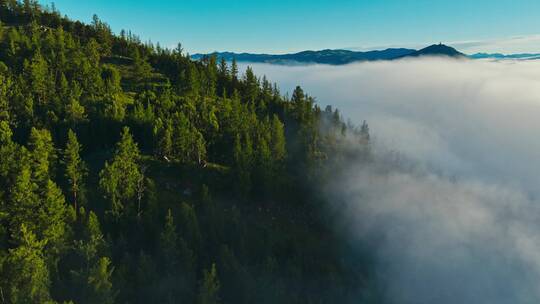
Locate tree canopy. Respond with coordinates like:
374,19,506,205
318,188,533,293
0,2,374,303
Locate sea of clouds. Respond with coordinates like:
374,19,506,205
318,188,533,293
242,58,540,304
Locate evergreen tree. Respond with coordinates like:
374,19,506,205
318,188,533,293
0,120,16,183
243,66,259,107
218,67,229,98
171,113,207,164
2,224,51,303
8,165,39,239
39,179,67,258
24,50,50,106
230,58,238,81
0,63,11,122
233,133,253,198
270,115,286,162
87,257,115,304
99,127,142,219
28,127,56,184
63,129,87,213
76,211,106,270
156,209,180,302
64,82,86,125
255,134,272,194
133,48,152,82
156,119,173,159
158,209,178,270
197,263,221,304
178,202,201,252
360,120,370,144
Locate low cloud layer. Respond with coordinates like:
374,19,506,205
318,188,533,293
242,58,540,303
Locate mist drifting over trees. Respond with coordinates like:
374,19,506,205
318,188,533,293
246,58,540,303
0,1,539,303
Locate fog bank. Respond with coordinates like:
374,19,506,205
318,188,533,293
243,58,540,195
242,58,540,303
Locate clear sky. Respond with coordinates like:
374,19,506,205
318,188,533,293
39,0,540,54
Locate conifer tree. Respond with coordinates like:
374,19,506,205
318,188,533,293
243,66,259,107
76,211,106,269
8,165,39,238
0,121,16,182
64,81,86,125
270,115,286,161
87,257,115,304
99,127,142,218
233,133,253,198
24,51,50,106
159,209,178,270
63,129,87,213
156,119,173,159
231,58,238,80
28,127,56,184
178,202,202,252
0,63,11,122
218,57,228,77
39,179,67,257
133,48,152,82
2,224,51,303
197,263,221,304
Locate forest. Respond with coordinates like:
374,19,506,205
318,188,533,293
0,1,374,303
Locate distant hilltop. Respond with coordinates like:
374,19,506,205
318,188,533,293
399,43,466,58
192,44,467,65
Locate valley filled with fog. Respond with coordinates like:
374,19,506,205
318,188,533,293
244,58,540,304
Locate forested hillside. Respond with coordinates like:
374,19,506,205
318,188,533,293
0,1,374,303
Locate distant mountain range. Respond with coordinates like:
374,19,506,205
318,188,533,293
194,44,540,65
469,53,540,60
192,44,467,65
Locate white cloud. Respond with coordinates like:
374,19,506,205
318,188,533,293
243,58,540,194
241,58,540,303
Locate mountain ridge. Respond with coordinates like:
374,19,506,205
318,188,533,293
192,44,466,65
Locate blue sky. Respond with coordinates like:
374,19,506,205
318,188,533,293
39,0,540,54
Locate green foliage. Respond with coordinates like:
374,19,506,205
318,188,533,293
75,211,106,267
28,127,56,183
24,50,51,106
99,127,142,218
8,165,39,239
169,112,207,164
63,130,87,212
0,120,16,182
2,224,51,303
39,179,67,257
197,263,221,304
0,3,374,303
158,209,178,269
87,257,115,304
233,133,253,198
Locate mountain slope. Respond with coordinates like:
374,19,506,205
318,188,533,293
0,2,375,303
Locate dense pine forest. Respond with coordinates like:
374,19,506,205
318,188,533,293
0,1,375,303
